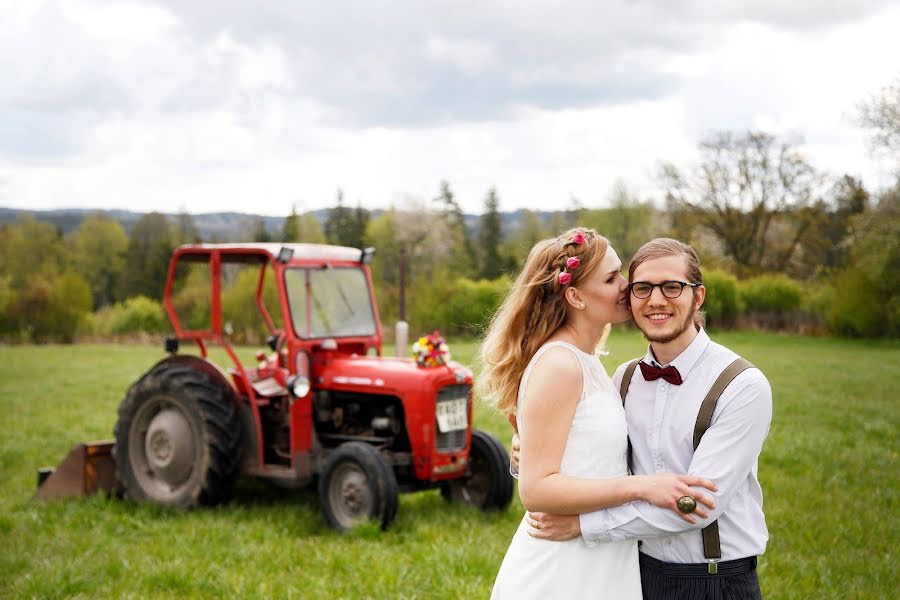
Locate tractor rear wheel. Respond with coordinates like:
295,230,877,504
113,364,242,508
440,429,514,510
318,442,399,531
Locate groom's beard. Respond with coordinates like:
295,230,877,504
636,308,697,344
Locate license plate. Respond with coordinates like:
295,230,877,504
436,398,468,432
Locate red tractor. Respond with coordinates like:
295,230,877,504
37,243,513,530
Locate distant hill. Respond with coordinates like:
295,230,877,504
0,206,571,241
0,207,324,240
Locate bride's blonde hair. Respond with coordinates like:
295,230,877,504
478,228,609,415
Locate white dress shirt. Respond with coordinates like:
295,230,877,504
580,328,772,563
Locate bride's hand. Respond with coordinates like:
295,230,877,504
636,474,718,524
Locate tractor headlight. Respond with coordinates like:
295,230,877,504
288,375,311,398
289,351,311,398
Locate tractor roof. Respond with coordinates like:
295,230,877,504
174,243,365,264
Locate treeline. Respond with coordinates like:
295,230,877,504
0,171,896,343
1,75,898,343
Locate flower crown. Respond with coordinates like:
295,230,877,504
558,231,585,285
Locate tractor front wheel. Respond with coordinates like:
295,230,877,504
441,429,514,510
318,442,398,531
113,364,242,508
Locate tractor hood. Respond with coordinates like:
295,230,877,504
314,355,473,396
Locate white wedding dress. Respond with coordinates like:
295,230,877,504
491,341,641,599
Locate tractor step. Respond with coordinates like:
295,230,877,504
35,440,121,501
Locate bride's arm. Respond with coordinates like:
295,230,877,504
518,347,714,515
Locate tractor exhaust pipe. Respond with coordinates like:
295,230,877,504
395,321,408,358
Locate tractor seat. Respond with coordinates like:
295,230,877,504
250,376,286,397
228,368,285,398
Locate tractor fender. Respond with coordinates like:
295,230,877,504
146,354,241,406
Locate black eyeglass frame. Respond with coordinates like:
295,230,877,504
628,280,701,299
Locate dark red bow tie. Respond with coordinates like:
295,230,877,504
639,361,683,385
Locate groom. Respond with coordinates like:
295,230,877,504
512,238,772,600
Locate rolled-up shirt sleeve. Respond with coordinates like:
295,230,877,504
581,370,772,545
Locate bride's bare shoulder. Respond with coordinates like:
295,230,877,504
526,345,582,401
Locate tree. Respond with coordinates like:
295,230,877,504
797,176,869,274
566,194,584,226
478,187,503,279
434,181,475,276
324,190,369,247
0,217,70,339
297,212,326,243
581,182,655,263
827,188,900,337
119,212,174,300
324,189,352,245
68,214,129,308
858,76,900,175
364,210,402,326
661,131,824,277
252,217,272,242
174,209,201,246
351,204,370,248
282,205,300,242
0,216,66,287
504,209,547,266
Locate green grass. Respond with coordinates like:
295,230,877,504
1,331,897,598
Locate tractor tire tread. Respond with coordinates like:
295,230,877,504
113,363,242,508
477,430,514,510
318,442,399,531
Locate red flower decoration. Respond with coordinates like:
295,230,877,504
558,271,572,285
572,232,586,245
566,256,581,269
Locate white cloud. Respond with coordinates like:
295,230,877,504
0,0,898,216
426,37,497,74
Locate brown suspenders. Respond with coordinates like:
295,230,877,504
619,356,755,573
620,359,642,474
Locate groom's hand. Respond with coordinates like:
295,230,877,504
527,512,581,541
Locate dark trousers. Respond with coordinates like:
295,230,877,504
639,553,762,600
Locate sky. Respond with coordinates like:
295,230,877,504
1,0,899,216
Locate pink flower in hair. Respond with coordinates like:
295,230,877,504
558,271,572,285
566,256,581,269
572,232,586,245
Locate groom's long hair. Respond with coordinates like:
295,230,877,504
478,227,609,415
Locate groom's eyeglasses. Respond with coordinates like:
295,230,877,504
629,281,701,299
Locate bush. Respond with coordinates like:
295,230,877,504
0,275,14,336
701,269,742,329
170,263,211,330
825,268,894,338
93,296,168,336
55,271,93,341
1,271,92,342
406,275,509,338
220,266,280,344
440,277,510,336
824,193,899,337
738,274,803,314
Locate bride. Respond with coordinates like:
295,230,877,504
479,228,716,598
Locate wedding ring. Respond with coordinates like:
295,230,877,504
677,495,697,514
531,519,542,530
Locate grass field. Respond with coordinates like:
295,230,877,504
1,331,897,599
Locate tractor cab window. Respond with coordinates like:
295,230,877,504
285,267,376,338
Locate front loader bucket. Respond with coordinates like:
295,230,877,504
35,440,121,501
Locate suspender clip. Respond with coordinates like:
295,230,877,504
707,559,719,575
